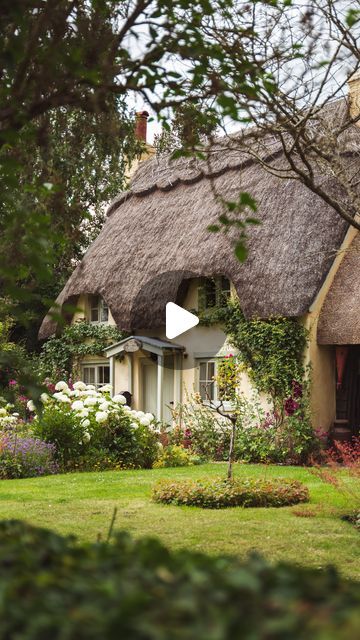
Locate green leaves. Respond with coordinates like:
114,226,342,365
225,301,308,401
207,192,259,263
346,9,360,28
234,241,248,262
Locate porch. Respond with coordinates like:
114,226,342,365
104,336,184,422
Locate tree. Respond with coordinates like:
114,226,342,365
185,1,360,233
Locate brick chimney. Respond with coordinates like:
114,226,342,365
135,110,149,143
348,70,360,123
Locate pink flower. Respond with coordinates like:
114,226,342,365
9,380,17,386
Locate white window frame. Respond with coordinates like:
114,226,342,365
196,356,236,412
197,358,218,403
81,362,110,389
89,295,109,324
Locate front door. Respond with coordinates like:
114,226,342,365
336,345,360,436
141,354,175,423
141,358,157,417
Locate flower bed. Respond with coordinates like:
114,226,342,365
0,433,58,479
153,477,310,508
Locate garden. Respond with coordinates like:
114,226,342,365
0,314,359,638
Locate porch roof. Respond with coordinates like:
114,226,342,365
104,335,185,358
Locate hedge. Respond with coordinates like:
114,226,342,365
0,520,359,639
152,477,310,508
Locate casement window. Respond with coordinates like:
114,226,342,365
89,295,109,324
200,277,231,311
198,359,218,402
82,364,110,389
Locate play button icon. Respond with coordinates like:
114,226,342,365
166,302,199,339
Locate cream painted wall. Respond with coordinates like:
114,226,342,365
135,279,270,414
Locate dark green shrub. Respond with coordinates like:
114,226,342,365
0,520,359,639
153,477,310,509
32,406,85,466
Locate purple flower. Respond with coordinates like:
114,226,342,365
284,397,300,416
291,380,303,399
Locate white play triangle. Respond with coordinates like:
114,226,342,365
166,302,199,339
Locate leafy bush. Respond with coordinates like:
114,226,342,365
32,405,85,466
0,433,58,478
153,477,309,509
153,444,200,468
39,321,125,381
173,399,231,460
0,520,359,640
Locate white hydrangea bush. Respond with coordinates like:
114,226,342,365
27,381,158,446
0,404,20,429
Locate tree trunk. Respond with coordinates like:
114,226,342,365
227,418,236,481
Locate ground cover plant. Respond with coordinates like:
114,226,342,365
0,519,359,640
152,477,309,509
0,464,358,580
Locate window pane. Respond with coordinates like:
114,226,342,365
100,302,109,323
91,307,99,322
221,277,231,298
98,366,110,385
199,362,207,381
207,362,215,381
205,279,216,308
199,382,207,401
83,367,95,384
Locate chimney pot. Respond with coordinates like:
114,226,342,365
135,110,149,143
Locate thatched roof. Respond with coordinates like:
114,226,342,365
39,99,359,340
318,233,360,344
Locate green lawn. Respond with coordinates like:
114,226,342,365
0,463,359,580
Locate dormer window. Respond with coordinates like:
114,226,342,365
89,295,109,324
200,277,231,311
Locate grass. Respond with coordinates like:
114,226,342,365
0,463,359,580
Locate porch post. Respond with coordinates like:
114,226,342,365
157,354,164,422
174,351,183,408
127,354,133,394
109,356,115,397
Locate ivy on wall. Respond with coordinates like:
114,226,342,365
225,301,308,402
40,321,125,381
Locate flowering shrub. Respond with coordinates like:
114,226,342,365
30,380,159,469
153,444,200,468
234,383,318,465
0,433,58,479
153,477,310,509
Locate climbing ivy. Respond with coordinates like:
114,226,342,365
40,321,125,381
225,300,308,403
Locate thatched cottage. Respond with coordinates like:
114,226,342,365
40,90,360,436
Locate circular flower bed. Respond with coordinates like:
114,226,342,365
152,477,310,509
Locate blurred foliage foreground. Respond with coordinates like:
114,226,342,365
0,520,359,639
